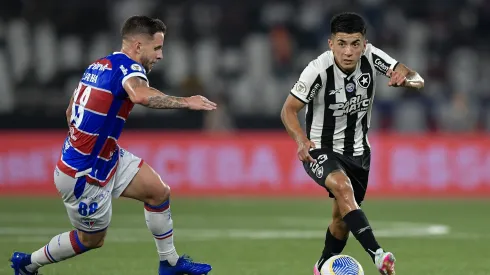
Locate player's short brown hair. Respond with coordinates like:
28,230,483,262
121,15,167,40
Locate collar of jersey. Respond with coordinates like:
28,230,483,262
113,51,131,58
334,58,361,80
112,52,145,70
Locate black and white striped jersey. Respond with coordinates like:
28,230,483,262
290,43,398,156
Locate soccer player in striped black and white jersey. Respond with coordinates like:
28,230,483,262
281,12,424,275
10,16,216,275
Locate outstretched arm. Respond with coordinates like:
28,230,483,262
388,63,425,90
368,43,424,90
123,76,217,110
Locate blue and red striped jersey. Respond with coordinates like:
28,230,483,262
57,52,147,186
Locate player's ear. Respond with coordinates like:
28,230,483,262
362,39,367,54
328,37,334,51
135,41,142,54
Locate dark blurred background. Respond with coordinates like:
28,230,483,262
1,6,490,272
1,0,489,132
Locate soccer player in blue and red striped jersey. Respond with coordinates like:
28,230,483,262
10,15,216,275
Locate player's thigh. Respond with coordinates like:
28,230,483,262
111,148,147,199
345,168,369,206
341,154,370,206
53,167,111,242
117,150,170,206
303,150,349,198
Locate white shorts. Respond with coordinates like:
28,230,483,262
54,148,143,233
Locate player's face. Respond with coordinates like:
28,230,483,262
328,32,366,72
140,32,165,73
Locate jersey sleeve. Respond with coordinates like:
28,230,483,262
367,44,399,76
290,59,323,104
119,60,148,86
113,58,149,98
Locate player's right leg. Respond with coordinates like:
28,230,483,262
10,168,111,275
119,160,211,275
325,170,395,275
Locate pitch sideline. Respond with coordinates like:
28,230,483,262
0,220,450,242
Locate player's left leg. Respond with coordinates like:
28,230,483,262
115,149,211,275
335,153,396,275
10,230,106,275
10,166,114,275
326,171,396,274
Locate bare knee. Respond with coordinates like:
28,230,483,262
146,180,171,206
326,171,354,200
122,163,172,206
326,171,359,215
77,230,106,249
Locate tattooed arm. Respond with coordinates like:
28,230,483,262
124,76,188,109
123,76,217,110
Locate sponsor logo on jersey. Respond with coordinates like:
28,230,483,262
307,83,322,101
328,95,371,117
374,57,390,74
328,87,343,95
120,65,128,76
88,60,112,71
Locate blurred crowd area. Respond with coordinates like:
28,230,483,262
0,0,489,132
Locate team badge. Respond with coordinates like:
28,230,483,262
356,73,371,89
346,83,356,93
315,166,324,178
293,81,307,95
81,218,96,229
131,64,143,72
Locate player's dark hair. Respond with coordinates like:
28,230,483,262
121,15,167,40
330,12,366,36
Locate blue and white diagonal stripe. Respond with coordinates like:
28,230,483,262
322,255,364,275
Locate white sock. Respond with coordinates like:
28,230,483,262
145,200,179,266
26,230,89,272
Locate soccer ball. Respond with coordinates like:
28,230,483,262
316,255,364,275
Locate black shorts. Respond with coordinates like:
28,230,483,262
303,149,371,204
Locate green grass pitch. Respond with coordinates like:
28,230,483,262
1,197,489,274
